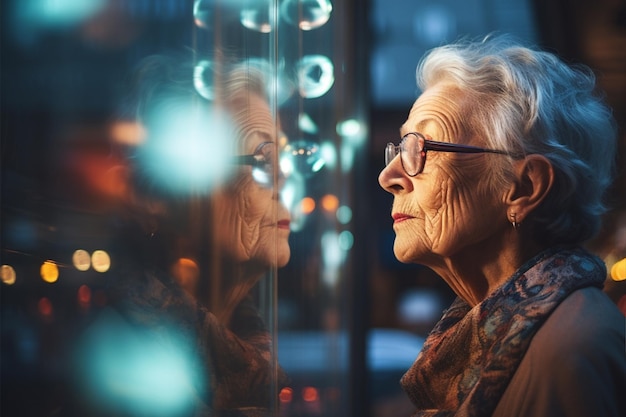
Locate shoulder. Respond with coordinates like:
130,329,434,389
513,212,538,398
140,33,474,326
494,287,626,417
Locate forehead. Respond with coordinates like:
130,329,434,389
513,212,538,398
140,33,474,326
400,83,465,140
233,93,277,151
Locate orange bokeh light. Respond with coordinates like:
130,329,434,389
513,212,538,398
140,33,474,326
321,194,339,213
279,387,293,403
300,197,316,215
302,386,319,402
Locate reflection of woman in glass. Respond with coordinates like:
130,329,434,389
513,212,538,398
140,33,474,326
70,60,291,417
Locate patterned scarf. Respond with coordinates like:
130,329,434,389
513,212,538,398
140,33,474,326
400,246,606,417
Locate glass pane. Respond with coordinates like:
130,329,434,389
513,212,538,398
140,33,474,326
1,1,365,416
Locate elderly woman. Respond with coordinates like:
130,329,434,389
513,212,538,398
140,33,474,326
378,37,626,417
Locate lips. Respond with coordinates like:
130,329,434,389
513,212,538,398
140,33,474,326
277,219,291,229
392,213,414,223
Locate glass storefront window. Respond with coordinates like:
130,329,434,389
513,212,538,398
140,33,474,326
1,1,365,417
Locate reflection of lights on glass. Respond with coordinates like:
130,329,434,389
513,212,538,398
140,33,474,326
139,100,236,194
302,386,319,402
38,297,53,318
296,55,334,98
611,258,626,281
298,113,318,134
341,142,355,173
336,205,352,224
300,197,316,215
193,60,215,100
319,141,337,169
321,194,339,213
193,0,212,29
336,118,362,137
321,232,342,265
15,0,105,29
337,118,367,148
73,249,91,271
40,261,59,283
338,230,354,250
91,250,111,273
1,265,16,285
281,0,332,30
283,140,325,177
82,321,202,415
279,387,293,403
78,284,92,305
240,0,272,33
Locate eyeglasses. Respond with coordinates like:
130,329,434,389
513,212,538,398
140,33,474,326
232,141,278,187
385,132,515,177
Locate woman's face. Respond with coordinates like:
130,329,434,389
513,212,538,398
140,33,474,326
213,92,291,268
378,83,506,265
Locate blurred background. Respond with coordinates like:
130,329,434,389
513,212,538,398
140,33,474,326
2,1,625,417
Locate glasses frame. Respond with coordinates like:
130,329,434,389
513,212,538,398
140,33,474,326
385,132,515,177
232,141,277,187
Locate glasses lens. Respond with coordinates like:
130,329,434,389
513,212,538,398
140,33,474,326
401,133,424,176
384,143,398,166
251,143,275,187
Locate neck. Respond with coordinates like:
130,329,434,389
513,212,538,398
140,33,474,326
430,229,547,307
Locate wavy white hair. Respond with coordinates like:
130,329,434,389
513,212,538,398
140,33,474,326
416,35,618,245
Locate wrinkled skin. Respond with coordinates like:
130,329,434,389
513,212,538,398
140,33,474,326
213,93,291,269
378,83,514,304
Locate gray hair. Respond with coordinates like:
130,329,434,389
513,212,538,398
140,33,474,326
416,35,618,245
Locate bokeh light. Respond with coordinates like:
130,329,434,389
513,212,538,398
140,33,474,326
91,250,111,273
138,99,237,195
40,261,59,283
300,197,316,215
321,194,339,213
302,386,319,402
611,258,626,281
171,258,200,294
193,60,216,100
281,0,333,30
336,205,352,224
279,387,293,403
240,1,272,33
298,112,319,134
78,284,92,306
193,0,212,29
79,319,204,416
338,230,354,251
38,297,53,318
296,55,334,98
282,140,326,178
73,249,91,271
1,265,17,285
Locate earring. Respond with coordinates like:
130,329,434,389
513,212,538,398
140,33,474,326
510,213,519,230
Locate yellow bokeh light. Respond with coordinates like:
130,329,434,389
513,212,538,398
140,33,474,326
73,249,91,271
300,197,316,215
91,250,111,273
610,258,626,282
1,265,17,285
40,261,59,283
321,194,339,213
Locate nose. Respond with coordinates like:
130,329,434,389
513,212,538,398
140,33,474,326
378,154,411,194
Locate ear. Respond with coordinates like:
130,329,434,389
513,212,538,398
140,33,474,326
504,154,554,223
